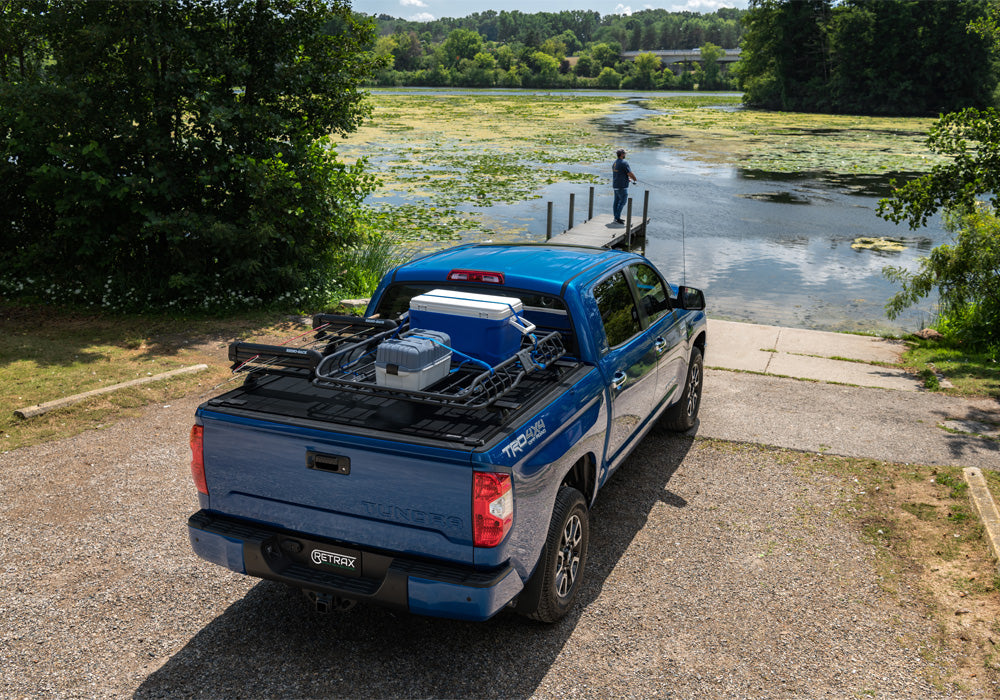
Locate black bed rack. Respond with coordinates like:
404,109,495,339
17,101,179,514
312,329,566,410
228,313,567,411
228,314,398,378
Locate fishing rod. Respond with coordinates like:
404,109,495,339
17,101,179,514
206,321,334,392
627,177,688,286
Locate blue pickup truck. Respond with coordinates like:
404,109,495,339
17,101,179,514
187,243,706,622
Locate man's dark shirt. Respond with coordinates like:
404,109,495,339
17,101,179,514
612,157,632,189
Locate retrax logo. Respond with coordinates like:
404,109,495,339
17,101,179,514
311,549,357,571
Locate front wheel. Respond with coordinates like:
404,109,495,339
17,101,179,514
661,346,703,432
516,486,589,623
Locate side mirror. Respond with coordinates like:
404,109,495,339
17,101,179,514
674,286,705,311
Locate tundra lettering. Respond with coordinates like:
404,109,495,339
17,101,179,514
361,501,464,530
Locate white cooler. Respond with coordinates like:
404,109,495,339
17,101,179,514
408,289,535,366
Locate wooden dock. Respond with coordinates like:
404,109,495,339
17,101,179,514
545,187,649,251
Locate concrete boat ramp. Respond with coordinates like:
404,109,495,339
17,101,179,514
701,318,999,470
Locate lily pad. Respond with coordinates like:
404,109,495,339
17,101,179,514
851,236,906,252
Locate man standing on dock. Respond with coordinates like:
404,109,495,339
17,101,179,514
612,148,637,224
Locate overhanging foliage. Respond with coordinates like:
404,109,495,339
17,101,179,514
0,0,381,312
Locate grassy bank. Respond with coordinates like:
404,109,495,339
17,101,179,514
901,339,1000,398
0,306,300,452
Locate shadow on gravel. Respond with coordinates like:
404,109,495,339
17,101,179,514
134,433,694,699
933,405,1000,461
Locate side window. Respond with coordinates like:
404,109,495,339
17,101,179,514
594,271,642,348
631,263,670,324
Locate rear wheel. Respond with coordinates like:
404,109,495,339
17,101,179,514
661,346,703,432
516,486,589,623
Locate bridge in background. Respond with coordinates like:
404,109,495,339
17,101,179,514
622,48,741,65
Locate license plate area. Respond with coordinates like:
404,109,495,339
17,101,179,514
308,544,362,577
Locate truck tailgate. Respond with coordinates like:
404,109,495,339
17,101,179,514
198,409,475,565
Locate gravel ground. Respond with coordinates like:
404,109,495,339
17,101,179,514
0,392,991,699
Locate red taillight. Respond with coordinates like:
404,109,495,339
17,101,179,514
473,472,513,547
189,425,208,495
447,269,505,284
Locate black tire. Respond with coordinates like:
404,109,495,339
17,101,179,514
661,346,703,432
516,486,589,623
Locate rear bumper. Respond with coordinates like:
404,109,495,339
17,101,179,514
187,510,522,621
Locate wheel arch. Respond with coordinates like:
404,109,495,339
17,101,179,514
692,329,707,358
560,453,597,507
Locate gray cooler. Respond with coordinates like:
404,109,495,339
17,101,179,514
375,329,452,390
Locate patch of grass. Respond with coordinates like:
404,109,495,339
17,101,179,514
901,502,938,521
0,305,301,451
919,367,941,390
934,470,970,499
902,338,1000,399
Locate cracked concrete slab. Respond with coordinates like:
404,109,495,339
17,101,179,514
707,319,919,391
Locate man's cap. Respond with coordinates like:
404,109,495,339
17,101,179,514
616,149,626,156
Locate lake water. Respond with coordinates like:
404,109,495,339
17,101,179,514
370,93,947,335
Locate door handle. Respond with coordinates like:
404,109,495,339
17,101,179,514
612,370,627,391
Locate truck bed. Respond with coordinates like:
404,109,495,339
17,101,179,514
203,358,590,450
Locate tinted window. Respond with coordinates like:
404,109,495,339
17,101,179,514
594,271,641,348
375,284,567,321
631,263,670,324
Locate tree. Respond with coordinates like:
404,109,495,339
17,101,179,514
591,41,621,68
696,42,725,89
442,28,483,66
596,66,622,88
574,53,597,77
878,109,1000,229
0,0,47,82
539,37,567,61
525,50,560,86
739,0,832,111
882,208,1000,351
828,0,995,115
631,52,662,89
391,30,423,71
739,0,997,115
877,105,1000,351
555,29,582,55
0,0,381,312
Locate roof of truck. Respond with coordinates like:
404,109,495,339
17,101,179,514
388,243,633,296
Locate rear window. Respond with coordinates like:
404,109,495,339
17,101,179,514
374,283,577,356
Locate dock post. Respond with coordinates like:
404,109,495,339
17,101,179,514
546,201,553,240
588,186,594,221
568,193,575,231
626,199,633,250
